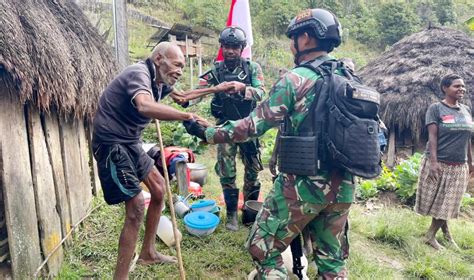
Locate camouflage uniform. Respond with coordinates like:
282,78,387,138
205,61,354,279
199,61,265,197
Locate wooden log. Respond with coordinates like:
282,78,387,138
26,105,63,276
176,162,188,196
0,93,41,278
387,129,396,168
43,113,71,240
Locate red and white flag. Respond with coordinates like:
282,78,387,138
216,0,253,61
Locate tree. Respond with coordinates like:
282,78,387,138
434,0,457,25
375,2,420,46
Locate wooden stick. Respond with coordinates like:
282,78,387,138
155,120,186,280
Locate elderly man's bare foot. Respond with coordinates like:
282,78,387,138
425,237,445,250
137,252,177,265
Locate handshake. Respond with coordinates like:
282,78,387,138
183,118,208,142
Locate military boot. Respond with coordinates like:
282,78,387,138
223,188,239,231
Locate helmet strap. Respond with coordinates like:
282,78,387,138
293,35,326,65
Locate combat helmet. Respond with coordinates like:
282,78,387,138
286,9,342,63
219,26,247,48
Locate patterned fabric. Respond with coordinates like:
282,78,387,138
215,142,261,192
204,57,355,279
415,157,469,220
246,173,352,279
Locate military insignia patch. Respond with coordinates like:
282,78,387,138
296,10,312,22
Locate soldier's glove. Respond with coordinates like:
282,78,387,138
183,119,207,141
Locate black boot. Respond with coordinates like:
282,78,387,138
223,188,239,231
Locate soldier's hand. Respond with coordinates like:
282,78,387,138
226,81,246,94
183,119,207,141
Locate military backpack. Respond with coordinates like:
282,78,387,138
278,58,382,179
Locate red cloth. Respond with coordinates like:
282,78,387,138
163,146,195,165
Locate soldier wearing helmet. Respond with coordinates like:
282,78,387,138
183,8,354,278
177,26,266,232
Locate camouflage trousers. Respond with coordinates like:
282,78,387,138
246,174,352,279
215,141,263,194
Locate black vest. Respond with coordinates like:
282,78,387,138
210,59,255,123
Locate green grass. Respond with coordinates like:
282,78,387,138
58,147,474,279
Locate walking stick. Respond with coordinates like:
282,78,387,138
155,120,186,280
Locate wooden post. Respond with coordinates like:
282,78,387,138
387,127,396,168
198,40,203,76
176,162,188,196
190,57,194,89
112,0,129,68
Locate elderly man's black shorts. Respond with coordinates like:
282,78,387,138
93,143,154,205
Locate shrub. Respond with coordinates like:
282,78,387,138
356,180,379,200
393,153,422,204
375,164,397,191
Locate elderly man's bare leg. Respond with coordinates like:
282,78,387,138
114,193,145,280
138,167,177,265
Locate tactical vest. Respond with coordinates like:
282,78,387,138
278,58,382,179
210,59,255,123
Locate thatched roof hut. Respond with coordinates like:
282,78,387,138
0,0,117,278
0,0,117,119
359,26,474,164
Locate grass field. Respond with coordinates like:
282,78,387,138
58,147,474,279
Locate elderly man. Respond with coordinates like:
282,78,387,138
92,42,207,279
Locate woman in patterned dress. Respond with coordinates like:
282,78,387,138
415,73,472,250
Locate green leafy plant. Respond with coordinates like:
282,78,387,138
393,153,422,203
375,164,397,191
356,180,379,200
172,124,207,154
460,194,474,212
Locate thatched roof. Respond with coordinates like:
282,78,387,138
359,26,474,140
0,0,117,120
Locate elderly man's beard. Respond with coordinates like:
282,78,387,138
158,63,177,86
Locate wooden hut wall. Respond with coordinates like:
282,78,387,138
0,90,42,278
0,80,96,278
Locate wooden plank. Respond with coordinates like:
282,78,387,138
26,105,63,276
77,120,93,210
59,118,88,225
387,128,396,168
0,93,41,278
176,162,188,196
43,113,71,240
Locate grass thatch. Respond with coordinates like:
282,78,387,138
0,0,118,120
359,26,474,140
